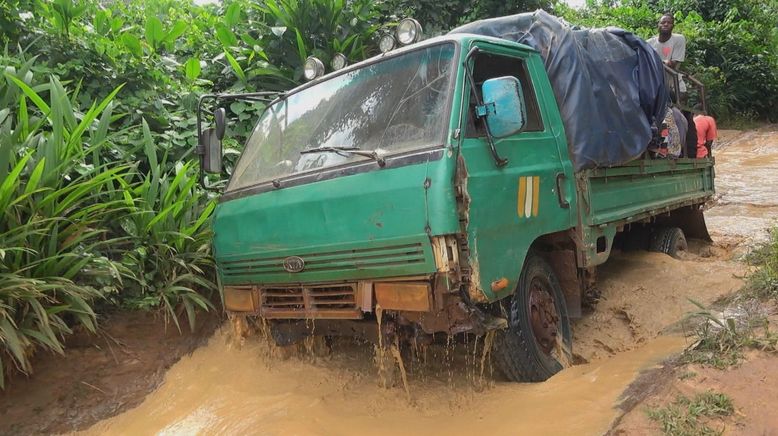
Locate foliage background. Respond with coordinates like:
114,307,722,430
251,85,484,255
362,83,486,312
0,0,776,385
557,0,778,122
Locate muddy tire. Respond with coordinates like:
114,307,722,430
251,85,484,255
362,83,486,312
493,253,572,382
649,227,687,258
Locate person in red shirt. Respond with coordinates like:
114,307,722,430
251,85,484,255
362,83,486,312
693,112,717,158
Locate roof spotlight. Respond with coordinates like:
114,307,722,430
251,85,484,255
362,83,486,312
379,34,396,53
396,18,422,45
303,56,325,81
331,53,348,71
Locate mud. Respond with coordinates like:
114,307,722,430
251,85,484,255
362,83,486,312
572,251,744,363
612,351,778,435
82,329,685,436
76,244,745,435
0,311,220,435
705,127,778,251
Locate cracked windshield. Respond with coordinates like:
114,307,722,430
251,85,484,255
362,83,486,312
228,43,455,191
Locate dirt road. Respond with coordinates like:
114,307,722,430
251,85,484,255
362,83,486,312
2,127,776,435
706,128,778,248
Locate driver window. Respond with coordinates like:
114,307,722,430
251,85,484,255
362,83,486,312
465,53,543,137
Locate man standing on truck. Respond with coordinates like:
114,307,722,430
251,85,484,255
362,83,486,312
648,14,687,99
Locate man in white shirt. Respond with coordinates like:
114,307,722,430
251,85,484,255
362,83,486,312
648,14,687,97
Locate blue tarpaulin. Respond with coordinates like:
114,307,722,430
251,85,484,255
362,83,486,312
450,10,668,170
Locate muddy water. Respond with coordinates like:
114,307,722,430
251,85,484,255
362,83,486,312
83,330,684,436
83,129,778,435
706,128,778,248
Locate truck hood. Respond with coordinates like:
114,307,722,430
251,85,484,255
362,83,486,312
213,156,458,285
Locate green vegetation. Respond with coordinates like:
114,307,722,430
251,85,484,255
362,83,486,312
682,301,777,368
0,0,407,388
647,390,734,436
682,229,778,369
744,228,778,300
556,0,778,124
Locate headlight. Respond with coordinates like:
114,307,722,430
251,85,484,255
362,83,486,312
396,18,422,45
331,53,348,71
379,34,396,53
303,56,325,80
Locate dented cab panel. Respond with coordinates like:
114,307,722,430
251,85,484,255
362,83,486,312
455,42,577,302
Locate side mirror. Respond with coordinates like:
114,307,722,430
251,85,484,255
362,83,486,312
214,107,226,140
199,127,222,174
480,76,527,138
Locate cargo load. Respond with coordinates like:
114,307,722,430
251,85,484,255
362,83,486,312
450,10,668,171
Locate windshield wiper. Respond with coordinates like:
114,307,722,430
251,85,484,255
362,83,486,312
300,146,386,167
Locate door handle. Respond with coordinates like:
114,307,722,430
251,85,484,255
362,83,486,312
555,173,570,209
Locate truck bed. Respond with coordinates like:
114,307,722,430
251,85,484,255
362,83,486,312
578,157,715,227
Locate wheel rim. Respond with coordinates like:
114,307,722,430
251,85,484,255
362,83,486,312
528,278,560,355
674,237,688,254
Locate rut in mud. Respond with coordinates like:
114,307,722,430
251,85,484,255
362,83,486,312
4,127,777,435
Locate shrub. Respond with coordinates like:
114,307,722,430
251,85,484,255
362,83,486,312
0,67,127,387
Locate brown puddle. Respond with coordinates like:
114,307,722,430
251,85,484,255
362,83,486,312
80,329,684,436
81,251,743,436
706,128,778,248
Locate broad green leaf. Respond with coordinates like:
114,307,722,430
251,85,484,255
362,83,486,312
145,16,165,50
164,20,188,46
121,33,143,57
184,57,201,81
224,2,242,27
215,23,238,47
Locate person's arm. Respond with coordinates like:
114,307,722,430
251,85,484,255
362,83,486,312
668,35,686,69
708,116,718,140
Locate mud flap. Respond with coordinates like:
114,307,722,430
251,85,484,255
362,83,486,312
661,206,712,242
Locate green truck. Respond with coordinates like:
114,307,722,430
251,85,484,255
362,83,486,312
197,25,714,382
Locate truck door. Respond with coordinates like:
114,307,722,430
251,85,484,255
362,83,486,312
458,44,576,301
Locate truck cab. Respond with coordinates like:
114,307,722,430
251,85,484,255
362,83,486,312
200,31,713,382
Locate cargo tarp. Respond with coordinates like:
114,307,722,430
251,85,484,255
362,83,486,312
450,10,668,170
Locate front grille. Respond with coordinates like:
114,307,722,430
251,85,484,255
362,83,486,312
260,284,361,319
221,242,427,280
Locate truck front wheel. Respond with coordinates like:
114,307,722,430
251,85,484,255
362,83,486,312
493,253,572,382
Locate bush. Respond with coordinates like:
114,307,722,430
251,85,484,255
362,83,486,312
0,0,391,386
0,66,127,387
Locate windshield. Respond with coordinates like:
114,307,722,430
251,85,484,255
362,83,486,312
228,43,456,191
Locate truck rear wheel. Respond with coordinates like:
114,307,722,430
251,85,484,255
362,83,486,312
493,253,572,382
650,227,688,258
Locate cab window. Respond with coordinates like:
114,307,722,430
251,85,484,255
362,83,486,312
465,52,543,137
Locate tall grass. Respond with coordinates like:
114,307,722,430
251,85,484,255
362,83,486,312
0,67,127,387
115,119,216,333
1,57,216,388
